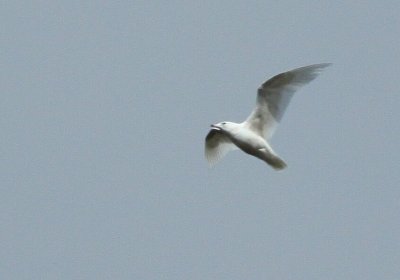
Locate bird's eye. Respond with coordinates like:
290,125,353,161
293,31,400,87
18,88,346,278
222,122,226,125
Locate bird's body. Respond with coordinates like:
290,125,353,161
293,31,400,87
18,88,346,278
205,63,331,170
221,123,271,158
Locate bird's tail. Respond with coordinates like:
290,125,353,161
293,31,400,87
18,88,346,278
265,154,287,170
253,148,287,170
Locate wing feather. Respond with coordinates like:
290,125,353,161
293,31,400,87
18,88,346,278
245,63,331,139
205,129,237,166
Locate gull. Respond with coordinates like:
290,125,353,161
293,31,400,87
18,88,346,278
205,63,331,170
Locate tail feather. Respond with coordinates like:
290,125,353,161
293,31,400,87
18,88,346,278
264,155,287,170
252,148,287,170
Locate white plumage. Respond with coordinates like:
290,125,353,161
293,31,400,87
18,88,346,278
205,63,331,170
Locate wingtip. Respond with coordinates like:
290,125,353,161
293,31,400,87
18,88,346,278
305,63,332,75
316,62,332,68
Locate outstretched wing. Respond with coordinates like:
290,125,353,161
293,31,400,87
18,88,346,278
205,129,237,166
244,63,331,140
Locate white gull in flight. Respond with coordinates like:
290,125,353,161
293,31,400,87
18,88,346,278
205,63,331,170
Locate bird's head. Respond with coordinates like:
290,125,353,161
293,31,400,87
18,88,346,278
210,121,237,133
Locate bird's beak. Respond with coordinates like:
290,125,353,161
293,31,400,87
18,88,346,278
210,124,221,130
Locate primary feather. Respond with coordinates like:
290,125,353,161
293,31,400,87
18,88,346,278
245,63,331,139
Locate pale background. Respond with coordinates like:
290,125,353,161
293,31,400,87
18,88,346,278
1,1,399,279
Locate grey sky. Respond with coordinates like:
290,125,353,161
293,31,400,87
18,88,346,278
1,1,399,279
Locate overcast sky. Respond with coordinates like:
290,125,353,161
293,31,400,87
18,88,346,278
2,1,400,279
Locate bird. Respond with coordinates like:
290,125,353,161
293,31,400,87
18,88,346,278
205,63,331,170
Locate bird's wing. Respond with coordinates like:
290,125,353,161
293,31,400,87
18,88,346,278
244,63,331,140
205,129,238,166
